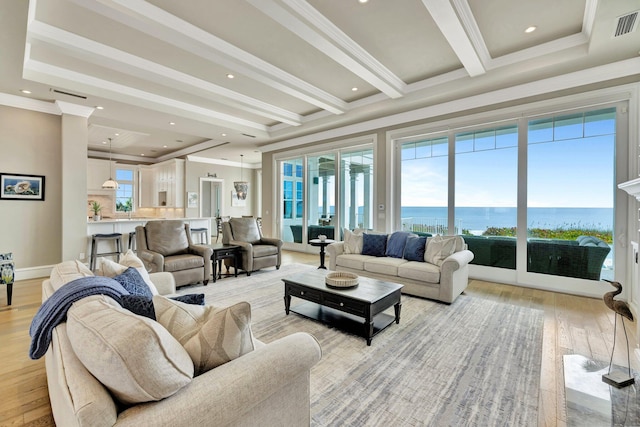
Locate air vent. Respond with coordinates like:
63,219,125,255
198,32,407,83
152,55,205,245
50,88,87,99
613,11,639,37
241,133,256,138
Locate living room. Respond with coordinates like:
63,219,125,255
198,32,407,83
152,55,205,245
2,0,640,425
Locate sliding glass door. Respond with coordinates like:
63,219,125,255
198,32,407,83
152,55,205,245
340,149,374,232
280,158,304,243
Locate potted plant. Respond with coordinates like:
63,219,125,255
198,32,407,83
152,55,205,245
90,201,102,221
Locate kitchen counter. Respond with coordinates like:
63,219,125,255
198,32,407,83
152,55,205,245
86,217,213,262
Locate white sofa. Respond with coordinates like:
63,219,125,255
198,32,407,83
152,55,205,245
327,234,474,304
42,268,321,427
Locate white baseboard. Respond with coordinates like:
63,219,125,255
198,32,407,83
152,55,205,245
15,265,54,281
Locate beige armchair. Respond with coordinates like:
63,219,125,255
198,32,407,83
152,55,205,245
136,220,213,287
222,217,282,276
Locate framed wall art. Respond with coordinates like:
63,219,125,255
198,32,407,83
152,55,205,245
187,191,198,208
0,173,45,201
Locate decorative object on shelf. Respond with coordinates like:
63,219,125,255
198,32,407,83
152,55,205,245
602,279,635,388
233,154,248,201
187,192,198,208
90,201,102,221
0,252,14,305
0,173,45,201
325,271,359,288
101,137,119,190
318,234,327,242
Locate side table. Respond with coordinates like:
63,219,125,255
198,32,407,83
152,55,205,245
205,243,242,283
0,253,15,305
309,239,335,269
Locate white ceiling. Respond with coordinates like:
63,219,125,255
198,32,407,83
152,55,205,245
1,0,639,166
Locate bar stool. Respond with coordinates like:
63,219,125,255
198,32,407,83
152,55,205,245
89,233,123,271
128,231,136,252
191,228,208,244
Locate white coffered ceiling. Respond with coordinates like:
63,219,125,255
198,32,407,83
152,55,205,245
1,0,639,165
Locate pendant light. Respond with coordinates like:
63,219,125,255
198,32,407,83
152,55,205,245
233,154,248,200
101,138,119,189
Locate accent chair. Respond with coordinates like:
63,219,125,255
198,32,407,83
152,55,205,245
222,217,282,276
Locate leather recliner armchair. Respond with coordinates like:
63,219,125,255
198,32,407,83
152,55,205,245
136,220,213,287
222,217,282,276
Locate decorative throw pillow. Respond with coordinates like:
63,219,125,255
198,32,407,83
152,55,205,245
66,295,193,405
403,235,428,261
153,296,255,376
113,267,154,298
119,295,156,320
385,231,412,258
96,250,158,295
343,229,363,254
171,293,206,306
49,260,94,291
425,235,458,266
361,233,388,257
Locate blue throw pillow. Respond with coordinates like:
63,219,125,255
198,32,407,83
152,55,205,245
120,295,156,320
386,231,412,258
362,233,388,257
171,294,206,305
113,267,153,298
404,235,428,261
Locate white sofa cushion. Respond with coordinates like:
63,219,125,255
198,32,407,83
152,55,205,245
153,296,255,376
398,261,441,283
49,260,94,291
336,254,377,270
364,257,408,276
66,295,194,405
425,235,460,266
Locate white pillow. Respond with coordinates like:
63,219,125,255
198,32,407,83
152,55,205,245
343,229,363,254
96,250,158,295
66,295,194,405
153,296,255,376
49,260,94,291
424,235,458,266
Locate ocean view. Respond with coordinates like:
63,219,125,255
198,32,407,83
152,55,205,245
400,207,613,233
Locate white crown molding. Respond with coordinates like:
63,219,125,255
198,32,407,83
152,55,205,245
0,92,60,115
186,155,261,169
255,0,405,98
55,101,95,118
73,0,347,115
452,0,491,66
261,57,640,153
583,0,599,41
420,0,485,77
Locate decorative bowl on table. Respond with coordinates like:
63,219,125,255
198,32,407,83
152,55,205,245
325,271,359,288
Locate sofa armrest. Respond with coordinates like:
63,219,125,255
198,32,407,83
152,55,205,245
441,249,475,271
188,245,213,278
149,272,176,295
115,332,322,426
230,240,254,256
327,242,344,270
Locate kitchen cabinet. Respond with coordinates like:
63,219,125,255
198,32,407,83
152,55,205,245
87,158,116,191
137,159,185,208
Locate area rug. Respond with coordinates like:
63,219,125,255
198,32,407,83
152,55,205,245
177,263,544,426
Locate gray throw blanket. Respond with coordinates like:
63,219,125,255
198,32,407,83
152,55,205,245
29,276,130,360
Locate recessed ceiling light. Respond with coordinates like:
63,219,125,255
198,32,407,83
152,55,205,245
114,133,120,136
226,74,235,79
352,87,358,92
169,122,175,125
102,140,107,144
96,105,104,110
359,0,368,3
20,89,31,94
163,145,168,148
221,133,227,137
141,153,145,156
525,26,537,33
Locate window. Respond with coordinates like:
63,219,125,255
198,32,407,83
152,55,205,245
340,149,374,230
115,168,134,212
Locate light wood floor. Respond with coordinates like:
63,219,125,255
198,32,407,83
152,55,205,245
0,251,636,426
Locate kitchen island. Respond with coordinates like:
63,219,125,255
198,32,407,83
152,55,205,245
86,217,212,263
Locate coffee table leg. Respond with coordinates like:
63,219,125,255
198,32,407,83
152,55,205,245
394,301,402,324
284,293,291,315
366,318,374,346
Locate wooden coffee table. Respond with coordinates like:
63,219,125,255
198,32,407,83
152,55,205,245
283,270,403,345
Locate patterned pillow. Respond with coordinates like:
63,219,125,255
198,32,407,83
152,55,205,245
96,250,158,295
66,295,193,405
49,260,94,291
120,293,205,320
343,229,363,254
403,235,428,261
386,231,412,258
153,296,255,376
362,233,388,257
113,267,154,298
425,235,458,266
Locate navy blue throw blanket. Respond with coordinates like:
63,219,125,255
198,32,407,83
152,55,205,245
29,276,130,360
